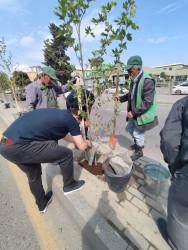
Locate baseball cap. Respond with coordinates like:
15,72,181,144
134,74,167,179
42,66,59,81
126,55,142,70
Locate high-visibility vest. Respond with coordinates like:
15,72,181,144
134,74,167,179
136,72,157,126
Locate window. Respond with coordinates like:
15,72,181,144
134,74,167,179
85,79,93,85
175,76,187,82
169,67,172,70
113,75,125,85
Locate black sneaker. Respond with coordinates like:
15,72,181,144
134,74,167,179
157,218,169,244
63,180,85,195
39,191,53,214
130,145,143,161
129,144,137,150
129,144,144,150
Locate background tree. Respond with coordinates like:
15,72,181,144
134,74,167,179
43,23,74,85
160,71,170,82
160,72,167,80
11,71,31,88
0,37,12,104
0,71,10,91
0,37,21,112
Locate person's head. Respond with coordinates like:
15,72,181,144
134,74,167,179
40,66,59,85
126,55,142,78
69,108,82,123
75,74,80,80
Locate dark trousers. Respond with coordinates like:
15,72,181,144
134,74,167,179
0,140,75,209
167,167,188,250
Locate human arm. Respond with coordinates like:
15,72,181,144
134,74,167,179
131,79,155,117
25,83,38,111
64,134,92,150
114,94,128,103
52,77,78,95
160,100,184,175
52,83,72,95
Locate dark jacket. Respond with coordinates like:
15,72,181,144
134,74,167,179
160,96,188,176
66,89,90,111
120,71,158,131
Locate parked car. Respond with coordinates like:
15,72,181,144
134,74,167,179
12,89,26,101
105,86,128,94
171,82,188,95
173,81,181,86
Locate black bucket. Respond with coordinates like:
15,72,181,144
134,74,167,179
102,158,135,193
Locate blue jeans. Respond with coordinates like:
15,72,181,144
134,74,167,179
126,118,145,147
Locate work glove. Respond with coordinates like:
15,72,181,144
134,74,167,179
70,77,77,84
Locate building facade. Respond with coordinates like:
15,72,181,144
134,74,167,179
26,63,188,86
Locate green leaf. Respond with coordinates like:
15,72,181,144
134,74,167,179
127,33,132,41
74,44,80,51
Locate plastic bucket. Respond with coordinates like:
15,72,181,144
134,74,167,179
102,158,135,193
143,163,170,195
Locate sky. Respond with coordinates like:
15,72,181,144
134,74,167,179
0,0,188,73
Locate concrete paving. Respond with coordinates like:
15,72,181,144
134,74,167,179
0,91,181,250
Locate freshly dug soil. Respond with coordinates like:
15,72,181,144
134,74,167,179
78,160,104,176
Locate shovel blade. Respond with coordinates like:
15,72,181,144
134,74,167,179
109,135,116,150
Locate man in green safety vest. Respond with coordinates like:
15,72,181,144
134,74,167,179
114,55,158,161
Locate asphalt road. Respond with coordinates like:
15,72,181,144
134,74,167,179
0,119,40,250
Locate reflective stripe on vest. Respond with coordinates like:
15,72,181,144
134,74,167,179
136,72,157,126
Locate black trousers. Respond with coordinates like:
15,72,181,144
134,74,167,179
0,140,75,210
167,167,188,250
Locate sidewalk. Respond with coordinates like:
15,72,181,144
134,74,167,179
0,100,171,250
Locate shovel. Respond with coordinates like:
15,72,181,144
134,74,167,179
109,63,120,150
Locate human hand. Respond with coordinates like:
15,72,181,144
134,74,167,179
86,140,92,147
127,111,133,119
114,95,120,101
84,120,90,128
71,77,77,84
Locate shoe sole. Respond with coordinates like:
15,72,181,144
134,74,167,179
130,155,143,161
39,197,52,214
63,183,85,196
